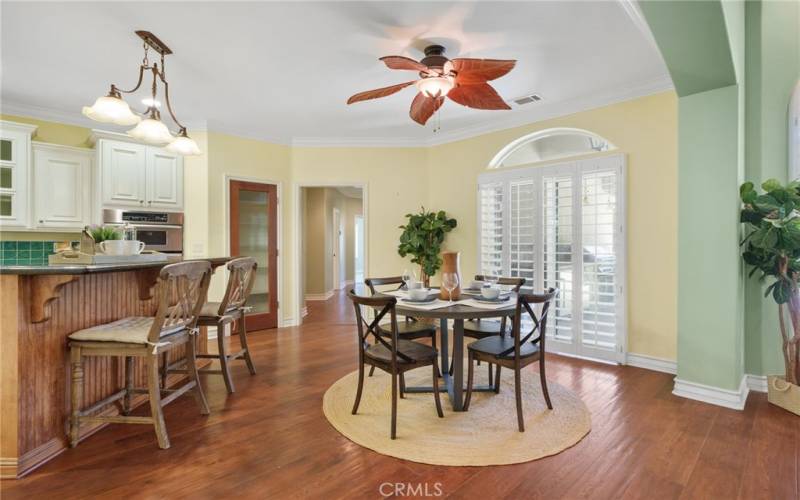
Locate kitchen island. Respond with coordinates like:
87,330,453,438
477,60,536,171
0,257,230,478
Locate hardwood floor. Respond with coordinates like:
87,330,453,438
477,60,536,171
2,290,797,499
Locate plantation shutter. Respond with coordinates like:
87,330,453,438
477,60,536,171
478,182,505,277
542,173,575,344
509,180,536,287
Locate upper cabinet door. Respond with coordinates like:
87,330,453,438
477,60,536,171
146,148,183,210
33,144,92,229
101,140,147,207
0,122,36,228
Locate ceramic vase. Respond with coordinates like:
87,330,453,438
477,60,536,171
438,251,462,300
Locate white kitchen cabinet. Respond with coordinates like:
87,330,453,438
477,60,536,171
100,140,147,207
146,147,183,209
33,142,93,230
96,136,183,211
0,120,37,228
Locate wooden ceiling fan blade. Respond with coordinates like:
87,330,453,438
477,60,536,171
447,83,511,110
409,92,445,125
347,81,416,104
452,58,516,84
380,55,429,72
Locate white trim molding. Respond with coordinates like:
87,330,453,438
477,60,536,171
625,353,677,374
301,306,309,318
305,291,335,301
746,374,768,393
672,376,749,411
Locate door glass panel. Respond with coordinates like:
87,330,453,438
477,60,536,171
543,176,574,342
0,139,11,162
0,194,12,216
237,190,269,314
581,170,618,350
0,167,11,189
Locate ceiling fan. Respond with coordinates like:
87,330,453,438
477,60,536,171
347,45,516,126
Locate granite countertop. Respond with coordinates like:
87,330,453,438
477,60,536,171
0,256,232,275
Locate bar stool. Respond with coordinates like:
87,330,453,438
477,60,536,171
68,261,212,449
168,257,258,394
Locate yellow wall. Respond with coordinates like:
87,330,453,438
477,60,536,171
1,91,677,359
427,91,678,360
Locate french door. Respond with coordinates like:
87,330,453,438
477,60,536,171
477,154,626,363
230,180,278,330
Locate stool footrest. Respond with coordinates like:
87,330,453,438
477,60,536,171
80,415,153,425
79,389,127,416
160,381,196,407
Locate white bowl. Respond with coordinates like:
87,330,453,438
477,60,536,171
406,280,423,290
481,287,501,300
470,280,484,289
408,288,429,301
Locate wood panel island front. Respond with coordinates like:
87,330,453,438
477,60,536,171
0,257,230,479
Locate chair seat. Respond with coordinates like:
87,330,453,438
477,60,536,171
68,317,184,344
366,339,438,364
198,301,238,319
464,319,508,338
468,335,540,360
378,321,436,340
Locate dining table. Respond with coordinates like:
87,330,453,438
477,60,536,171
386,288,518,412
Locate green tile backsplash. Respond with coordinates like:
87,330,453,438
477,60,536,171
0,241,57,266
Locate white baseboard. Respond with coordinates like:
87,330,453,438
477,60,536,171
280,317,297,327
625,353,677,375
301,306,309,318
746,374,768,393
672,376,749,410
305,290,334,301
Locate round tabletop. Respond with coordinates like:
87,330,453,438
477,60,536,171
393,292,518,319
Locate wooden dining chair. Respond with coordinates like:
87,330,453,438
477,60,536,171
67,261,212,449
454,275,526,384
364,276,438,387
464,288,557,432
165,257,258,394
349,290,443,439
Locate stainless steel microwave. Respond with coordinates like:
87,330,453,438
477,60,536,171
102,209,184,254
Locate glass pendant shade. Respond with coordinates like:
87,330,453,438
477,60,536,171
165,133,202,156
82,95,141,126
416,76,455,98
127,118,174,145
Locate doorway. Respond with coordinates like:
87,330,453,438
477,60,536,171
229,179,279,330
298,185,365,322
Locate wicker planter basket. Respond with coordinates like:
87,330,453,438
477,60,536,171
767,376,800,416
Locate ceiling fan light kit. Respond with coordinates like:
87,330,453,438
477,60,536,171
347,44,515,126
81,30,201,155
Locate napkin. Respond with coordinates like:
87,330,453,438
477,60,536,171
459,298,514,310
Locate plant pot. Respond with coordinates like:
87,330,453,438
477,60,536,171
767,375,800,416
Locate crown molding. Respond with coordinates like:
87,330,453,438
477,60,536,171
0,119,38,135
3,74,674,149
291,74,674,148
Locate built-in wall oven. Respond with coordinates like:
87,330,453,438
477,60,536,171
102,209,184,255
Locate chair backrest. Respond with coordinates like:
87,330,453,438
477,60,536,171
149,261,212,343
474,275,526,292
364,276,405,295
348,289,415,365
218,257,258,315
505,288,558,361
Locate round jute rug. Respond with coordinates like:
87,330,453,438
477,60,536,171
322,362,591,466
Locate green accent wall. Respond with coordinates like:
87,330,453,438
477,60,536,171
744,0,800,376
643,0,747,390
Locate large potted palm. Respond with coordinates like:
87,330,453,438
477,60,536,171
740,179,800,415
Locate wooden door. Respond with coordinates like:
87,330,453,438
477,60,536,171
230,180,278,330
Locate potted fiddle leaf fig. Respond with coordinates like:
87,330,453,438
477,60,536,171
398,207,457,286
740,179,800,415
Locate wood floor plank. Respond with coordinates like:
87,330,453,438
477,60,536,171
0,290,793,499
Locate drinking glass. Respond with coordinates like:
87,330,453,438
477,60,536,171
442,272,459,303
402,269,412,289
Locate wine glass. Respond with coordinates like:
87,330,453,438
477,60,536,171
402,269,412,290
442,272,459,303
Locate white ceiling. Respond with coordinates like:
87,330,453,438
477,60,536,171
0,1,671,146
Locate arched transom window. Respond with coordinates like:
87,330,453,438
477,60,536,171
489,128,616,169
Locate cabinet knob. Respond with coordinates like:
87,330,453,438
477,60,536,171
39,219,43,223
139,200,144,204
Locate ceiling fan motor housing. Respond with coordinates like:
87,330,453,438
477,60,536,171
420,44,449,71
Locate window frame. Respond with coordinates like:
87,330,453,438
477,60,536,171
476,152,627,363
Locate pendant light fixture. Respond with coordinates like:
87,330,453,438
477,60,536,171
82,31,201,155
